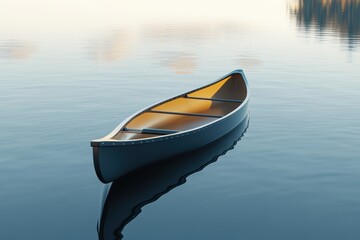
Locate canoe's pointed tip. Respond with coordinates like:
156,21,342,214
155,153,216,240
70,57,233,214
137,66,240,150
232,69,244,74
92,146,111,183
91,139,105,147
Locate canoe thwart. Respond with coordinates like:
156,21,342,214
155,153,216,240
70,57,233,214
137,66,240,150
123,127,179,135
148,110,223,118
184,95,244,103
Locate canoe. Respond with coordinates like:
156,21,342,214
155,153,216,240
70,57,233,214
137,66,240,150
91,69,249,183
97,116,249,239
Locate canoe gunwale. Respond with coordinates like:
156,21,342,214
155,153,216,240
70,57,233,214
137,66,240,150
91,69,249,147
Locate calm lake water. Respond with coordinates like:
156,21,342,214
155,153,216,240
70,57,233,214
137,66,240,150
1,0,360,239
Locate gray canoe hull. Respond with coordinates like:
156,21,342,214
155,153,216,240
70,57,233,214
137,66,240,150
93,105,248,183
92,70,250,183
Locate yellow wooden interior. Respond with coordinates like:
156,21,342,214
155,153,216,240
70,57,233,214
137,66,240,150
152,98,239,116
124,112,215,131
111,73,246,140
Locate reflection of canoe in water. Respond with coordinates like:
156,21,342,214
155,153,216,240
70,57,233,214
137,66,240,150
98,116,249,240
91,69,250,183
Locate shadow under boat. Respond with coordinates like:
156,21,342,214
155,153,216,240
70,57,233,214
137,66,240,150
97,114,250,240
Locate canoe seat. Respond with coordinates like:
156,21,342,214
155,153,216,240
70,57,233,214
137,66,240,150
123,127,178,135
184,95,243,103
148,110,222,118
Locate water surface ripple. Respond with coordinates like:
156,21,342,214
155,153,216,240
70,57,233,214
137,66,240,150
0,0,359,239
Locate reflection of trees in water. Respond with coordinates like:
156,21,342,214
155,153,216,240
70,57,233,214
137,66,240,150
290,0,360,48
88,31,135,62
165,53,197,75
144,23,247,42
146,23,248,74
238,56,262,69
0,40,35,60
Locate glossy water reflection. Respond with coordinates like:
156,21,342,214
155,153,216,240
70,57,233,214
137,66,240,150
290,0,360,49
145,23,252,74
98,116,249,240
163,52,197,74
238,56,262,69
1,0,360,239
88,30,136,62
0,40,35,60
